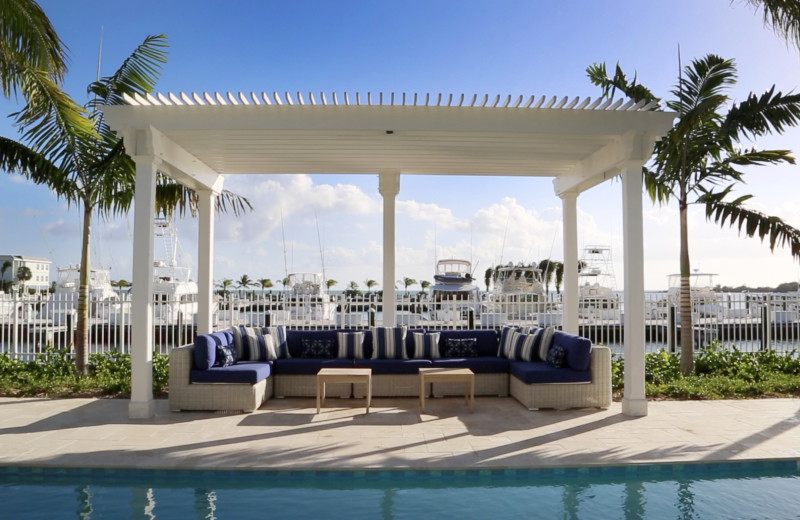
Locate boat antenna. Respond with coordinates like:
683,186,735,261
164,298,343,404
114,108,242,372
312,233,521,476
499,214,509,265
280,207,289,279
315,211,326,283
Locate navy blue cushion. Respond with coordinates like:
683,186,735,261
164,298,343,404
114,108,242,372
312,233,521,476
510,361,591,384
194,331,232,370
431,357,509,374
553,331,592,371
441,337,478,358
273,358,354,375
353,359,433,375
190,361,272,384
438,329,499,357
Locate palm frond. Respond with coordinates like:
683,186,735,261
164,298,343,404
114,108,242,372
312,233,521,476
585,61,660,104
741,0,800,49
0,134,80,203
723,87,800,140
700,191,800,259
87,34,168,110
0,0,69,96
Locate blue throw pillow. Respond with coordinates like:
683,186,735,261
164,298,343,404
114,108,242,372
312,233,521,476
546,344,567,368
370,326,408,359
300,338,336,359
337,332,366,359
443,338,478,358
412,332,441,359
214,345,237,367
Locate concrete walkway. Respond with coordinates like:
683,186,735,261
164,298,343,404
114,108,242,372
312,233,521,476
1,397,799,471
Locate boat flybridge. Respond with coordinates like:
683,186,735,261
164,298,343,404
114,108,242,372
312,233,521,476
430,259,481,321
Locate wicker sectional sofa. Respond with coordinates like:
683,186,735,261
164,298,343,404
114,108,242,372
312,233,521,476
169,326,612,412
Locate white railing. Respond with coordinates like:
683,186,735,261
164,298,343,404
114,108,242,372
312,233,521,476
1,290,799,360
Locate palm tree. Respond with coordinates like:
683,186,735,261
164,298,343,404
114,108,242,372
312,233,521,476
419,280,431,295
538,259,558,294
740,0,800,49
363,279,378,296
325,279,338,291
398,277,417,297
217,278,233,297
588,54,800,374
1,260,11,292
484,267,494,292
257,278,273,297
15,265,31,295
236,274,253,297
0,35,251,374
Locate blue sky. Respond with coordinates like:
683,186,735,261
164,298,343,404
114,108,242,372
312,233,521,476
1,0,799,291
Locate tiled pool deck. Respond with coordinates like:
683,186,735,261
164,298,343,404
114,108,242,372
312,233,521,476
1,397,799,471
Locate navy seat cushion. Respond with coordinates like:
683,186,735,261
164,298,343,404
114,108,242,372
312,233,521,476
190,360,272,385
273,358,354,375
194,331,234,370
353,358,433,375
438,330,499,357
286,329,341,358
553,331,592,371
430,357,509,374
510,361,591,384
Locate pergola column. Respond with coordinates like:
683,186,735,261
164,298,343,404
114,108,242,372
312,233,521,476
196,189,216,335
128,156,159,420
379,171,400,326
561,190,579,334
621,163,647,417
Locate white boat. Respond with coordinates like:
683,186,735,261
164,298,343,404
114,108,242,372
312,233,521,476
151,218,199,325
430,259,480,321
668,271,722,318
278,272,336,322
578,246,620,320
40,265,121,324
484,262,547,320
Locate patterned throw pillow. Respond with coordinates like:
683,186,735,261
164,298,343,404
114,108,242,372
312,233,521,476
538,326,556,362
546,344,567,368
412,332,441,359
507,330,540,362
337,331,366,359
299,338,336,359
214,345,237,367
231,326,278,361
370,326,408,359
443,337,478,358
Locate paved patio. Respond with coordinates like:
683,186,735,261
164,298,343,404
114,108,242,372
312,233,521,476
1,396,799,471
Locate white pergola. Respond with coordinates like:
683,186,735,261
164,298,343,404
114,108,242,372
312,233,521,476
103,91,675,420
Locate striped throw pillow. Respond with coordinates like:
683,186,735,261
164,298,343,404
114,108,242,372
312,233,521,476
264,325,289,358
498,325,517,358
337,331,366,359
508,331,539,362
538,326,556,362
370,326,408,359
232,326,277,361
412,332,440,359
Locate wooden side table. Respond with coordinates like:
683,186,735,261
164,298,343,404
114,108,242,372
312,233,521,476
418,367,474,413
316,368,372,414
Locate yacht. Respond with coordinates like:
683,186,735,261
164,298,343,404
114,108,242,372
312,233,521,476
280,272,336,322
485,262,547,319
41,265,121,324
578,246,620,320
430,259,480,321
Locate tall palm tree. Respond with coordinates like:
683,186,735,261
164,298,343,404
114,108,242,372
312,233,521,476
0,0,94,146
15,265,31,295
217,278,233,297
588,54,800,374
257,278,273,296
484,267,493,292
363,279,377,296
325,279,338,291
399,277,417,296
236,274,253,297
419,280,431,295
740,0,800,49
0,35,251,374
538,259,558,294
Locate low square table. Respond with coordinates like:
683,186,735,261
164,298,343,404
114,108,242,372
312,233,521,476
418,367,475,413
316,368,372,414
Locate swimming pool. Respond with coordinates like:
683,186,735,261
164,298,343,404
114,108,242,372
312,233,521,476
2,460,799,519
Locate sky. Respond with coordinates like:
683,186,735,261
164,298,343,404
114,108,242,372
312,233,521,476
1,0,799,292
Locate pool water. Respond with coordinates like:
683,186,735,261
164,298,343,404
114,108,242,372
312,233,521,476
2,461,799,519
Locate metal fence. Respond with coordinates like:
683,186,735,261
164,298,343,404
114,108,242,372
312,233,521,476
1,290,799,360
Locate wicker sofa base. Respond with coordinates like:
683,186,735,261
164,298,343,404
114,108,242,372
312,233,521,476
432,373,508,397
353,374,430,398
274,374,351,399
509,346,612,410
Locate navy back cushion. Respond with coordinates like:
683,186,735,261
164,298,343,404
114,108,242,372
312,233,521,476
552,331,592,370
438,329,499,357
286,329,341,358
194,331,233,370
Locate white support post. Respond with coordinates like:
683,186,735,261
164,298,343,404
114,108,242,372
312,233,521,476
621,164,647,417
379,171,400,326
129,157,159,419
561,191,579,334
196,189,216,335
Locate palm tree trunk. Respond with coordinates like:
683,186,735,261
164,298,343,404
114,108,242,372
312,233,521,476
679,196,694,375
76,203,93,375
